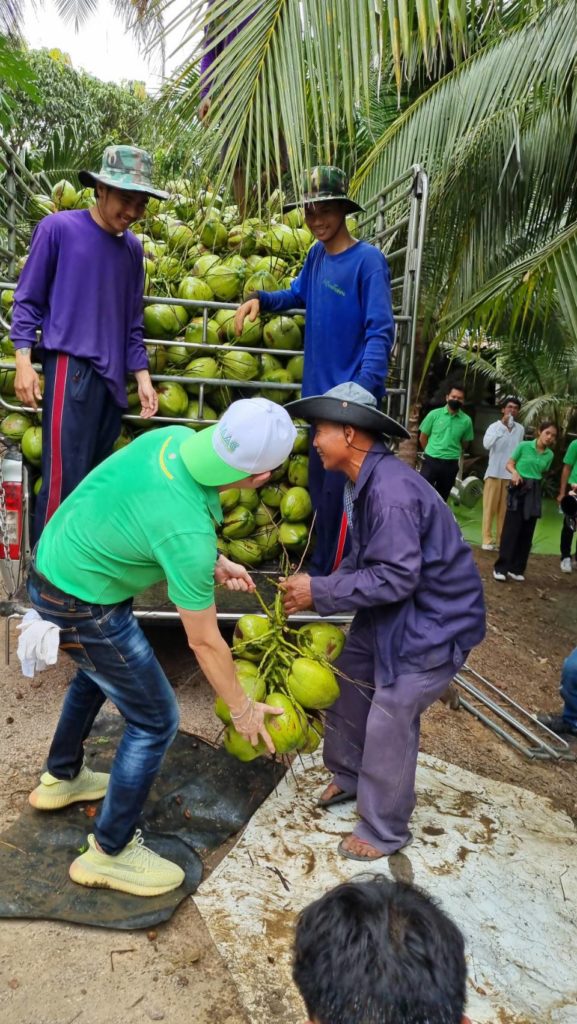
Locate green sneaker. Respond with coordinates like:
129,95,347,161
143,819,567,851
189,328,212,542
29,765,110,810
69,831,185,897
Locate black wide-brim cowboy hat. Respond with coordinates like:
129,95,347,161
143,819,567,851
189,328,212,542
286,392,410,440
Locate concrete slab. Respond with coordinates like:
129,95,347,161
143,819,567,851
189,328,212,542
195,752,577,1024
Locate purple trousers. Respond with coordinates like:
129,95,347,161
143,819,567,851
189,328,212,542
325,617,461,854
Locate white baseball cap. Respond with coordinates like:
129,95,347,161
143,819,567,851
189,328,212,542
180,397,298,486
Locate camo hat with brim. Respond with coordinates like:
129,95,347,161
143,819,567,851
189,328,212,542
79,145,169,200
283,165,364,214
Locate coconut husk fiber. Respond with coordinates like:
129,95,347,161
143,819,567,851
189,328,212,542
0,714,285,931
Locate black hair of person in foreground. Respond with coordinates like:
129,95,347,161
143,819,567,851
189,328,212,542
293,874,470,1024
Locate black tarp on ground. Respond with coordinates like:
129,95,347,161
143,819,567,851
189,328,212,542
0,714,285,930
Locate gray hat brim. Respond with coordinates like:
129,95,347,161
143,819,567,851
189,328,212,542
78,170,170,201
282,195,365,215
285,395,409,439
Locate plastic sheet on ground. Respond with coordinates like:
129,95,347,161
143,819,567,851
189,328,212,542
195,752,577,1024
0,714,285,930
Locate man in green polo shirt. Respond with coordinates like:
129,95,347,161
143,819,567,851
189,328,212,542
25,398,296,898
557,438,577,573
418,384,474,501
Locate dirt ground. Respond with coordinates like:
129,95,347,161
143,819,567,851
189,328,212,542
0,548,576,1024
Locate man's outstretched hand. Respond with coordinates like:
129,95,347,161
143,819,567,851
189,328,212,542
280,573,314,614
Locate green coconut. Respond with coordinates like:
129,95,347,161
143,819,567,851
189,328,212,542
260,482,289,508
299,717,324,754
192,253,221,279
292,420,310,454
184,317,220,350
262,224,300,257
51,179,78,210
182,356,220,394
227,538,263,566
287,455,309,487
297,623,346,663
253,501,276,527
199,217,228,251
265,692,306,753
252,256,289,281
252,524,281,559
156,381,189,417
263,316,303,352
219,348,259,381
278,521,309,553
21,426,42,466
286,354,304,382
146,344,168,374
177,276,214,303
280,486,312,522
243,270,279,300
143,303,183,340
232,614,271,661
219,488,241,512
222,506,255,539
185,399,218,428
166,223,196,254
286,657,340,710
205,263,243,302
259,369,294,404
259,352,283,377
0,412,32,441
223,726,268,762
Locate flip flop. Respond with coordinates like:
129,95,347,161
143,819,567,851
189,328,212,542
317,788,356,808
337,834,413,862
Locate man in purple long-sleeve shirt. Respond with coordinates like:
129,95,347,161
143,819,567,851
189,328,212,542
11,145,167,541
282,383,486,862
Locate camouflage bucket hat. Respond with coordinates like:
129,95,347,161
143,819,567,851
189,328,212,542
283,165,364,214
79,146,169,200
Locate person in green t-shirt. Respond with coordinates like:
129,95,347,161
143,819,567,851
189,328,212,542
493,420,557,582
418,384,475,501
24,398,297,898
556,437,577,573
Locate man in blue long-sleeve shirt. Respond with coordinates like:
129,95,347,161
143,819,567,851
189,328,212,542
282,383,486,862
10,145,167,541
235,166,395,575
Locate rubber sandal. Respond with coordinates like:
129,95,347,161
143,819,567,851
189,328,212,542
317,788,356,808
337,834,413,862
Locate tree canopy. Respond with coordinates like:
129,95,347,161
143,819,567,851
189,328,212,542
3,47,153,180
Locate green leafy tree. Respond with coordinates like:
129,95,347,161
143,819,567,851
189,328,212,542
4,49,154,181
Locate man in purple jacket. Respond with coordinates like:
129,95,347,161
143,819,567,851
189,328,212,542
11,145,166,541
282,383,486,862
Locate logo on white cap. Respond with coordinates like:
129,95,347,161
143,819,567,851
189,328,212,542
212,398,297,475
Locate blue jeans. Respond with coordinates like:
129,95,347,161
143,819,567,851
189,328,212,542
27,566,180,854
560,647,577,728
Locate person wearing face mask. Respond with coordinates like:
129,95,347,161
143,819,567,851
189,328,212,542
493,420,558,582
481,396,524,550
418,384,474,501
10,145,163,542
